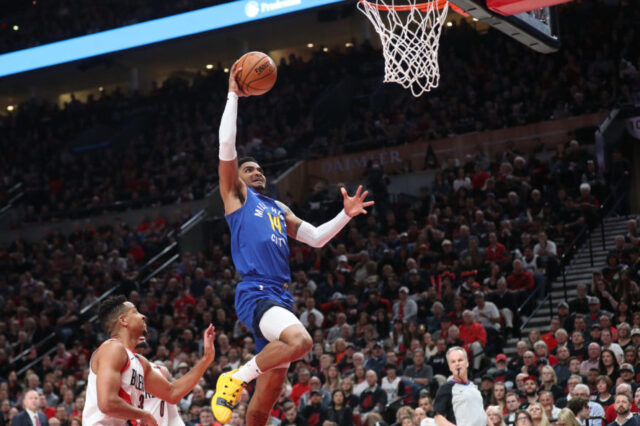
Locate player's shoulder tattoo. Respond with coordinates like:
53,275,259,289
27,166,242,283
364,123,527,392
275,200,291,214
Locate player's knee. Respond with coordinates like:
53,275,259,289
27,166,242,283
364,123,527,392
291,333,313,359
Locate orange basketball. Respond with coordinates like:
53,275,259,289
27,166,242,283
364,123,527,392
236,51,277,96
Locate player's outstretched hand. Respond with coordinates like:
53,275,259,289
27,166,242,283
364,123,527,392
229,61,249,97
203,324,216,362
341,185,374,217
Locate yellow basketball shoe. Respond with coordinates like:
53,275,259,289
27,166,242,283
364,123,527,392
211,369,247,423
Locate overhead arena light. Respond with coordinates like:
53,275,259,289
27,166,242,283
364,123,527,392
0,0,344,78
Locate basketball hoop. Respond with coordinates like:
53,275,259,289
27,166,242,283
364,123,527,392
357,0,450,97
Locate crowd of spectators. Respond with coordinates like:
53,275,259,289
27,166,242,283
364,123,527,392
0,122,636,425
0,206,189,378
1,2,640,224
0,1,639,426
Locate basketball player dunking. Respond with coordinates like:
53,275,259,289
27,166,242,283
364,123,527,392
211,62,374,425
83,296,215,425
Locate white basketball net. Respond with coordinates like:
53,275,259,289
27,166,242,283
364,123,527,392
357,0,449,97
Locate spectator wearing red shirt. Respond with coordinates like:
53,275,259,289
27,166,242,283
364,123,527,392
173,285,196,316
541,317,561,352
485,232,507,263
51,343,71,369
363,291,392,317
507,259,535,307
291,368,311,407
459,310,487,371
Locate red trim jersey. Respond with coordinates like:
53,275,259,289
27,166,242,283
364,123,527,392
145,364,184,426
83,339,146,425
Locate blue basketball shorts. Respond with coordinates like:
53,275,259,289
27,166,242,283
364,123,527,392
234,279,296,352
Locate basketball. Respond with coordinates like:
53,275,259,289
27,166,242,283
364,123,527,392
235,51,277,96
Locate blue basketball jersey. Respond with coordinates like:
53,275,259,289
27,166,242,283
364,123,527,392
225,187,290,283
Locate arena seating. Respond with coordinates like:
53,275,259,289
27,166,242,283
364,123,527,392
1,2,640,426
2,2,639,225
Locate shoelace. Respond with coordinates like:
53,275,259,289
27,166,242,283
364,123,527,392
220,375,242,401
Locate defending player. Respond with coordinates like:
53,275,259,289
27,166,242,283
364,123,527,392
211,61,374,425
135,341,185,426
83,295,215,425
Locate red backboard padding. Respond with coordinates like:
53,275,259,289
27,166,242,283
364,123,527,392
486,0,571,15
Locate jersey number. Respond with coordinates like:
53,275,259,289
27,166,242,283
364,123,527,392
160,401,165,417
138,395,144,409
267,212,283,235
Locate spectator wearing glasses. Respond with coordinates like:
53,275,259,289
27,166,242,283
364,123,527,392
515,409,534,426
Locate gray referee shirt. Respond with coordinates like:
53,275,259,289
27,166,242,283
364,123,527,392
433,380,485,426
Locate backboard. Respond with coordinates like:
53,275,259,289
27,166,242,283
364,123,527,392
454,0,562,53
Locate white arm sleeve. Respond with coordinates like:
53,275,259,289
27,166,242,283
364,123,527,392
218,92,238,161
296,209,351,248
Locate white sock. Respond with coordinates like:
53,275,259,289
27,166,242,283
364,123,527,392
231,356,262,383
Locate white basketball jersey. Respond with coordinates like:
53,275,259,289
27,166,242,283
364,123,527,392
146,364,185,426
83,339,146,425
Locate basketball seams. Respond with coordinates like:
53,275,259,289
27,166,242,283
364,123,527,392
240,53,267,88
246,66,277,89
236,52,277,95
237,52,258,89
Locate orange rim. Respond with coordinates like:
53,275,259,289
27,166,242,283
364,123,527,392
358,0,469,16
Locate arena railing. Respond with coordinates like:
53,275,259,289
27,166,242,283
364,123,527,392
517,190,627,333
0,182,24,225
16,283,122,376
12,210,197,376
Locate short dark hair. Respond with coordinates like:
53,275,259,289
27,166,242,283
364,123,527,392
238,156,258,167
567,396,589,414
98,295,128,336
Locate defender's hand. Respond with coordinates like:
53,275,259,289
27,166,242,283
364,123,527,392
341,185,374,217
229,61,249,97
203,324,216,362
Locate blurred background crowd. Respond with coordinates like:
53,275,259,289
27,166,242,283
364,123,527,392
0,1,639,426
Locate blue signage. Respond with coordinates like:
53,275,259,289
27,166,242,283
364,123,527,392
0,0,343,78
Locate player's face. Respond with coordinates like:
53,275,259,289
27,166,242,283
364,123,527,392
123,302,147,337
239,161,266,190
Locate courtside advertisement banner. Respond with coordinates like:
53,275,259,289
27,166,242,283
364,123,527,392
0,0,343,78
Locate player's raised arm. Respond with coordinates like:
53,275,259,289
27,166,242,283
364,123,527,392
218,61,249,213
278,185,374,247
144,325,216,404
95,342,157,425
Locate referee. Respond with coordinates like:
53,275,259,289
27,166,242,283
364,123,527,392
433,346,485,426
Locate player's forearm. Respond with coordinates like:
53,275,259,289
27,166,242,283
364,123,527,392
167,356,213,404
219,92,238,161
100,397,148,420
295,209,350,248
